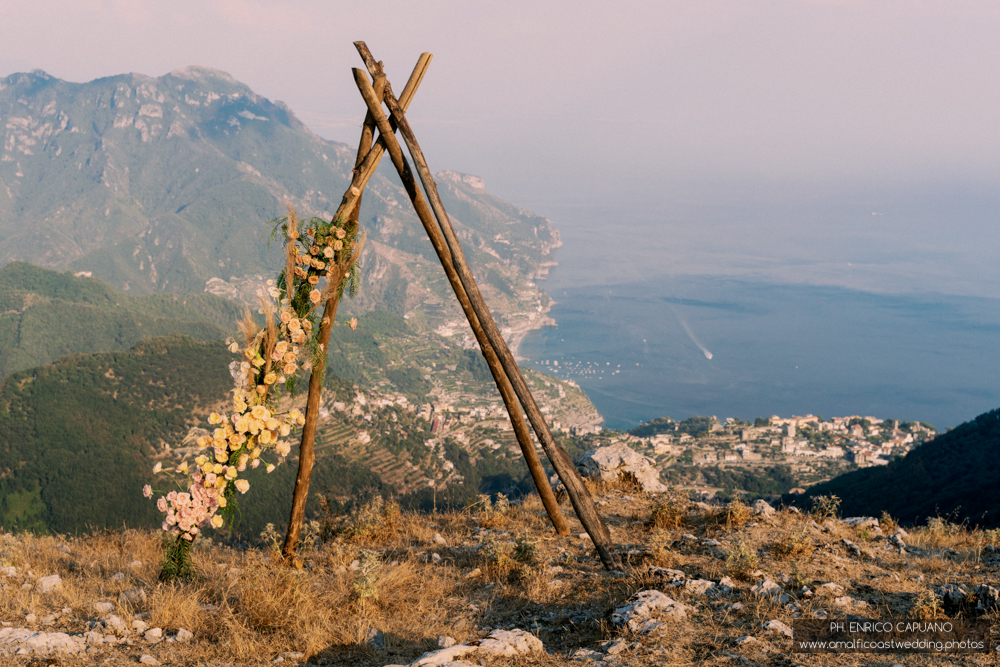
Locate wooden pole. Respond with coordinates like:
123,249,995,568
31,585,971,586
343,51,569,536
281,57,425,559
352,66,618,567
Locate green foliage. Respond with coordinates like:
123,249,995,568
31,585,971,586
677,415,717,436
789,407,999,527
627,416,675,438
159,534,195,582
0,262,242,381
700,465,794,498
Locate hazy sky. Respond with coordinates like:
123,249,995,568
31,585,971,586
2,1,998,295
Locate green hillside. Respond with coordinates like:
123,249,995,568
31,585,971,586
0,69,558,332
0,261,242,379
787,407,1000,527
0,334,388,537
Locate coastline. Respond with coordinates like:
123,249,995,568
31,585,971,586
509,301,556,361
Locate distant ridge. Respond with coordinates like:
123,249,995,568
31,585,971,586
0,67,559,333
0,261,242,380
787,407,1000,527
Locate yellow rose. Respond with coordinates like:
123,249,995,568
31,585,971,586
211,515,224,528
263,372,277,385
213,463,223,475
217,496,227,508
235,479,250,494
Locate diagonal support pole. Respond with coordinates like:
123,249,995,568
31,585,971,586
343,50,569,537
351,54,617,567
281,54,430,559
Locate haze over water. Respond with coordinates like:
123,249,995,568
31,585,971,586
521,188,1000,432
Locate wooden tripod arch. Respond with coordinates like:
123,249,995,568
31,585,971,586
283,42,619,571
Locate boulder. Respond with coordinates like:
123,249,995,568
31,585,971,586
575,444,667,492
751,500,776,518
611,589,689,631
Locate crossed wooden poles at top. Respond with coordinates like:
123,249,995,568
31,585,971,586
337,42,618,570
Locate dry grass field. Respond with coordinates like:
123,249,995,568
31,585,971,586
0,484,997,667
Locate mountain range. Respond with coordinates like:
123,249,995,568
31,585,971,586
0,67,558,330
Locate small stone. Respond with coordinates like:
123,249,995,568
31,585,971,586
682,579,716,596
464,568,482,578
41,613,57,626
431,553,442,564
144,628,162,643
437,635,456,648
763,619,794,638
138,654,159,665
129,560,142,569
175,628,193,642
94,602,115,614
572,648,604,661
280,651,305,661
25,613,37,623
349,560,360,571
119,589,146,604
103,615,128,636
751,499,776,518
132,620,149,633
603,638,629,655
0,566,16,577
432,532,447,545
735,635,758,646
112,572,126,582
36,574,63,592
363,628,385,649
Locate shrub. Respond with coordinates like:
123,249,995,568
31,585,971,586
725,538,759,580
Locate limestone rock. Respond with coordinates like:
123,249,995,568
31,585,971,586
763,619,793,638
936,584,967,609
843,517,878,529
649,567,687,582
102,615,128,637
681,579,716,596
575,443,667,492
36,575,62,592
974,585,999,615
478,628,542,656
119,589,146,605
611,589,689,631
436,636,455,648
363,628,385,649
751,499,775,518
138,655,160,665
408,644,477,666
751,579,790,604
94,602,114,615
175,628,193,643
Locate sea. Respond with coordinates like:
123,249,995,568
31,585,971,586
517,197,1000,432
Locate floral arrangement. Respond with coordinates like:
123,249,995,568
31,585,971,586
147,206,363,579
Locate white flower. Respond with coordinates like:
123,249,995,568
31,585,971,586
152,462,162,474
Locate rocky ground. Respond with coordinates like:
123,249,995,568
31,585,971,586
0,453,998,667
